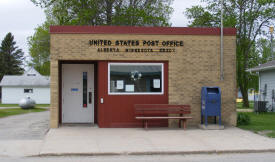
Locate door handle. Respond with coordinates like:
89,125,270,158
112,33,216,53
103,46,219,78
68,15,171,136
89,92,92,104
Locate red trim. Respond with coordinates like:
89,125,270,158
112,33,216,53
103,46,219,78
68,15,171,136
58,60,169,128
50,26,236,36
59,61,98,125
94,63,98,123
97,60,169,128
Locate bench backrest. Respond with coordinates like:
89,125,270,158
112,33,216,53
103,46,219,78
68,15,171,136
135,104,191,116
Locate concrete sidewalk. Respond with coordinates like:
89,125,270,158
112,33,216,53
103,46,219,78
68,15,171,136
237,109,254,112
39,127,275,156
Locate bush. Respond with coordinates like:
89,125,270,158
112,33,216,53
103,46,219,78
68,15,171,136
237,113,251,126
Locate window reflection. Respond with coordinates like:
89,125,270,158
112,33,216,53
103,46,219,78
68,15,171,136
109,63,163,94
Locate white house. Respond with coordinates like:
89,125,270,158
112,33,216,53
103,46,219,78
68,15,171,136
0,68,50,104
247,60,275,111
237,88,257,101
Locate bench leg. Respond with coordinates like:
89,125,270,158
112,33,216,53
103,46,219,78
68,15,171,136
142,120,144,128
145,120,148,129
183,119,186,130
179,119,181,128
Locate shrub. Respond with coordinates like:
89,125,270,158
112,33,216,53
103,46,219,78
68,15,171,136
237,113,251,126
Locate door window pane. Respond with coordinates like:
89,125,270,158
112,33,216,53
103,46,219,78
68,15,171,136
83,72,87,107
109,63,163,94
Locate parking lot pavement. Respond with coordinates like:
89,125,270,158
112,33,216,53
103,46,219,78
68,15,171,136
0,111,49,140
0,107,19,109
0,111,49,157
0,107,49,109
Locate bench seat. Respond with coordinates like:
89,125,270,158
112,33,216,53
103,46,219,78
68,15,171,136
135,104,192,129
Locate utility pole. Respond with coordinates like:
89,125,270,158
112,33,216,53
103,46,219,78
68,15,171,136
270,26,274,60
220,0,224,81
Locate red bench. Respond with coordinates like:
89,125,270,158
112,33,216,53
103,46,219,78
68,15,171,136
135,104,192,129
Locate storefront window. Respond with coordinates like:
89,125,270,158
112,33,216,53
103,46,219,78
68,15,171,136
108,63,164,94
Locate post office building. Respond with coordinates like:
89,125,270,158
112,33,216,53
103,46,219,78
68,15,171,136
49,26,236,128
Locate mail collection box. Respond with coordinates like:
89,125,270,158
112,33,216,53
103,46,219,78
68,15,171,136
201,87,221,126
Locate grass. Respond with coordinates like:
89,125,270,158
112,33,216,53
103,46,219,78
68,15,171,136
0,104,50,107
267,131,275,138
237,112,275,138
236,101,254,109
0,108,48,118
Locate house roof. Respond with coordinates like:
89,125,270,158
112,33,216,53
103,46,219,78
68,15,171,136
50,26,237,36
0,68,50,87
247,60,275,72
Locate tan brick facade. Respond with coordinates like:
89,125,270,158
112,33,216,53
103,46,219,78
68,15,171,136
50,32,236,128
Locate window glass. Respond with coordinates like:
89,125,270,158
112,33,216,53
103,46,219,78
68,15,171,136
24,89,33,93
83,72,88,107
109,63,163,94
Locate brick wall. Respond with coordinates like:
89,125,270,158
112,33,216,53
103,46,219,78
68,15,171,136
50,34,236,128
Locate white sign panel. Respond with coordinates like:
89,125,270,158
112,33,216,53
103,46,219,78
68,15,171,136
125,85,134,92
153,79,160,88
116,80,124,89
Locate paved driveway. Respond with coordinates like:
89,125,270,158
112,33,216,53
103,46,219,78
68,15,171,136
0,111,49,157
0,111,49,140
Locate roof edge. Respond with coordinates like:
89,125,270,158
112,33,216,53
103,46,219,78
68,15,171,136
50,26,236,36
246,65,275,72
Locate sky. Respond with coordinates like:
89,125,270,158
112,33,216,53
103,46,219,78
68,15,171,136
0,0,202,60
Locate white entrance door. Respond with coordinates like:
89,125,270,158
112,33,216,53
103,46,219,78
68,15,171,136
62,64,94,123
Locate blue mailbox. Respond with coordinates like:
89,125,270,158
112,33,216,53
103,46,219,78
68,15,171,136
201,87,221,126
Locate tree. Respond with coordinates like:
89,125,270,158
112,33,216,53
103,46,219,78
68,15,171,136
31,0,173,26
245,37,274,92
256,38,274,63
28,0,174,75
27,21,51,76
185,0,275,107
0,33,24,80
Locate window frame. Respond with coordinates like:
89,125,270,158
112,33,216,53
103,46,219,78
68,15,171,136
108,62,164,95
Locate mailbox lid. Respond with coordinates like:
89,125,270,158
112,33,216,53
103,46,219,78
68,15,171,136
206,87,221,95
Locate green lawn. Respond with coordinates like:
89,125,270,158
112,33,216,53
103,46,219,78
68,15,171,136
237,112,275,138
0,108,48,118
236,101,254,109
0,104,50,108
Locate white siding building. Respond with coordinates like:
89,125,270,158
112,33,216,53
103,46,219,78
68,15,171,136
248,60,275,111
0,68,50,104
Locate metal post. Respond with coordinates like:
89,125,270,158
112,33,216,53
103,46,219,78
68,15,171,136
272,89,274,112
220,0,224,81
